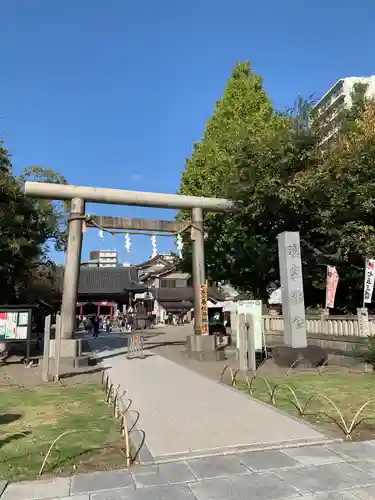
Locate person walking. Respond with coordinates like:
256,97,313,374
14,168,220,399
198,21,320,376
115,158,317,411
92,315,100,337
85,315,92,335
120,315,126,333
126,313,134,333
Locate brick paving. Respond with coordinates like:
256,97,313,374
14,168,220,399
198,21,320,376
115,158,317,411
3,441,375,498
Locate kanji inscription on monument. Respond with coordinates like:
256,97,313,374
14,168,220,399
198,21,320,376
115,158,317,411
291,290,304,305
289,264,301,280
278,231,307,347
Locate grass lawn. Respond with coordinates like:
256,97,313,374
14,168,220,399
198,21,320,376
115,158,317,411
236,372,375,440
0,383,127,481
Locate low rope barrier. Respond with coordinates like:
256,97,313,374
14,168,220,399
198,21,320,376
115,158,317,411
101,370,145,465
220,357,372,383
219,363,375,440
40,370,147,475
37,373,138,476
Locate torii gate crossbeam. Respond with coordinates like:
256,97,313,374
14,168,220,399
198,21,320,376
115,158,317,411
24,181,236,361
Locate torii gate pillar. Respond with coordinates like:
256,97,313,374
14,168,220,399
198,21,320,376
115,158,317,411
191,207,205,334
60,198,85,339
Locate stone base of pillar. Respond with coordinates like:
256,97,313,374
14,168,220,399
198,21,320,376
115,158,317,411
49,338,83,359
186,335,226,361
46,338,89,369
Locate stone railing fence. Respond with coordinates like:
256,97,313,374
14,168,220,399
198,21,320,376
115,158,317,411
262,315,375,337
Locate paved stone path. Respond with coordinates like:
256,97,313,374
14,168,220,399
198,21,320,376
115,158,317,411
4,328,375,499
102,351,330,462
3,440,375,498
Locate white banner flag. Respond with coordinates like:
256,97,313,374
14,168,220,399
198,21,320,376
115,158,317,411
364,259,375,304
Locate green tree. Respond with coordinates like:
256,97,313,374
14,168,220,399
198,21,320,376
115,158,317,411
179,61,286,200
340,82,370,134
0,141,67,303
201,108,321,300
200,98,375,310
177,61,287,287
296,100,375,310
19,165,69,251
178,63,375,310
25,262,63,304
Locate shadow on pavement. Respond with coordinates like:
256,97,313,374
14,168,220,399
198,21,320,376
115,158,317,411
83,334,129,352
143,341,187,351
125,353,154,360
59,367,107,380
82,329,172,360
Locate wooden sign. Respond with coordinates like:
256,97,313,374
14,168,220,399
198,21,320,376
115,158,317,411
200,284,209,334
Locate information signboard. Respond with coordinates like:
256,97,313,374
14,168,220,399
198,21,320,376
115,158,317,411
200,284,209,335
236,300,263,351
0,309,31,341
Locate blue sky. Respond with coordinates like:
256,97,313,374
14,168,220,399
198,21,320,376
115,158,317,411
2,0,374,265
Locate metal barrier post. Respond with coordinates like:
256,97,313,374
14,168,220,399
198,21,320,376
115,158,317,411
139,335,144,359
245,313,256,372
126,334,145,359
42,315,51,382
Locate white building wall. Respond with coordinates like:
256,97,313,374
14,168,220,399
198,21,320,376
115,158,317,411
98,250,118,268
311,76,375,144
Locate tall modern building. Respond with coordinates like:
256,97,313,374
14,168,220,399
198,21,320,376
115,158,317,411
89,250,118,268
310,76,375,145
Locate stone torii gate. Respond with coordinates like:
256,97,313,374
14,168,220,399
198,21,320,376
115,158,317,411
24,182,235,360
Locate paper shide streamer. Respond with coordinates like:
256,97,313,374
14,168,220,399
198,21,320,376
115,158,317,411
151,235,157,258
125,233,131,253
176,233,183,258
